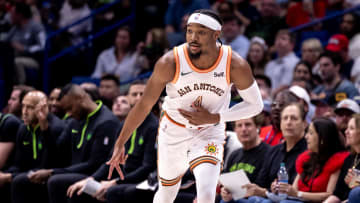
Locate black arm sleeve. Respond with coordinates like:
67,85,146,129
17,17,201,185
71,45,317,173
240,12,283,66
333,156,353,200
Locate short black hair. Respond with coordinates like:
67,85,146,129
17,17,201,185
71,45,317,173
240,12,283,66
192,9,223,26
101,74,120,86
58,83,74,101
130,79,146,87
254,74,272,89
319,51,343,66
14,2,32,19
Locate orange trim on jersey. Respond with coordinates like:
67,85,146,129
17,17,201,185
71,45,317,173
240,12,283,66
164,111,186,128
183,44,223,73
226,46,232,85
172,47,180,83
189,155,219,171
159,176,182,186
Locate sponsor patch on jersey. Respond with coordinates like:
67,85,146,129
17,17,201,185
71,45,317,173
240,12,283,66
204,142,218,156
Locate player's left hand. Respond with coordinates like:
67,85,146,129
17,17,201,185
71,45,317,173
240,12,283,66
28,169,53,184
178,105,219,126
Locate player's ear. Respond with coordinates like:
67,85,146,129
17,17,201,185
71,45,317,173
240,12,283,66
213,31,221,41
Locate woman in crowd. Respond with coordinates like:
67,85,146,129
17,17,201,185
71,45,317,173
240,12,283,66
325,114,360,203
246,36,269,75
272,117,348,203
92,26,140,83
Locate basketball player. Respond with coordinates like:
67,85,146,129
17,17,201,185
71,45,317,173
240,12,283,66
107,9,264,203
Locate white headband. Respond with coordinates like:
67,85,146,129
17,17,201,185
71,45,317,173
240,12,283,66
187,13,222,31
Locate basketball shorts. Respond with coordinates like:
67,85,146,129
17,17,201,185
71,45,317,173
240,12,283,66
157,112,225,186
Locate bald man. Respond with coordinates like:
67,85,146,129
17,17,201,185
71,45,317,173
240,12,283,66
0,91,66,203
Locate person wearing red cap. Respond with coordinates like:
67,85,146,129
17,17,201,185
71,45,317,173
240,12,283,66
326,34,355,79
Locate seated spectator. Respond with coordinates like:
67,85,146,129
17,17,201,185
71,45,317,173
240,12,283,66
326,34,354,80
286,0,326,27
324,114,360,203
0,113,22,170
56,80,157,203
58,0,91,45
289,85,314,123
259,90,298,146
300,38,323,79
48,87,67,120
4,85,34,119
265,29,300,92
1,91,65,203
339,13,360,60
292,61,313,89
12,84,121,203
311,51,359,106
221,15,250,58
99,74,120,109
238,103,308,201
247,36,269,75
334,99,360,139
220,116,271,203
4,2,45,85
269,117,348,203
164,0,210,34
112,95,131,122
92,27,140,83
245,0,287,46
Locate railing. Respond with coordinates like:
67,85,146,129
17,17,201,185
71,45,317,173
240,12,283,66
290,5,360,32
43,0,135,93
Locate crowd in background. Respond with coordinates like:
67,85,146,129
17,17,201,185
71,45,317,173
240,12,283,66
0,0,360,202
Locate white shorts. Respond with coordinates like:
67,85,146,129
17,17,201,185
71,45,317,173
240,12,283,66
157,112,225,186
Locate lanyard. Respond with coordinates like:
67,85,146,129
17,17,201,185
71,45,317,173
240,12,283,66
264,127,276,145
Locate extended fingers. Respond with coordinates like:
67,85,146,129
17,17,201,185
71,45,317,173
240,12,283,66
107,165,114,180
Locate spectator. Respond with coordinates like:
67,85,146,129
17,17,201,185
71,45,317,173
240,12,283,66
265,29,300,92
245,0,287,46
220,116,271,203
311,51,359,106
48,87,67,120
212,1,235,20
270,118,348,203
247,36,269,75
5,2,45,84
4,85,35,119
58,0,91,45
334,99,360,137
254,74,272,101
58,80,158,203
0,113,22,170
324,114,360,203
99,74,120,109
326,34,354,79
259,90,299,146
15,84,121,203
221,15,250,58
3,91,65,203
286,0,326,27
112,95,131,122
230,0,261,27
293,61,313,86
289,85,315,123
300,38,323,75
92,27,140,83
339,13,360,60
240,103,308,201
164,0,210,34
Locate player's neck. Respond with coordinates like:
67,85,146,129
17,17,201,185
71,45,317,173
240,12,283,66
190,45,221,70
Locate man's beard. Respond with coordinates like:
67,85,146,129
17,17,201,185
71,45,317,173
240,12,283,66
188,47,201,59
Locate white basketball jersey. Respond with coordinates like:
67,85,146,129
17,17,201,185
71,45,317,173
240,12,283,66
162,43,233,128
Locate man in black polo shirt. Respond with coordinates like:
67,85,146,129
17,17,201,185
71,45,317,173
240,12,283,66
0,91,65,203
220,116,271,202
240,103,307,201
0,113,22,170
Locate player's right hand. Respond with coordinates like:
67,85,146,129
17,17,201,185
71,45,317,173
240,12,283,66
106,146,128,180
